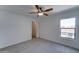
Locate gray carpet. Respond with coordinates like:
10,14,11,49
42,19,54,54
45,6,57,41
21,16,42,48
0,38,79,53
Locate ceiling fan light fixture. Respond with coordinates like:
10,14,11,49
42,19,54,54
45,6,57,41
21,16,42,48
38,13,43,16
29,5,53,17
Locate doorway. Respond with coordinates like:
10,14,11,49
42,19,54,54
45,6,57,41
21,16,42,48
32,21,37,39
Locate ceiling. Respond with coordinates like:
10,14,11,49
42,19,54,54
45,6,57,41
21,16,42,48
0,5,78,16
43,5,78,13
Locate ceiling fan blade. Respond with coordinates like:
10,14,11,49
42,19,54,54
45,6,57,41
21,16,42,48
43,13,48,16
44,8,53,12
35,5,40,9
35,5,40,12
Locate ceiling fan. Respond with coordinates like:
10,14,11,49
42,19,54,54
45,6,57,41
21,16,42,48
29,5,53,17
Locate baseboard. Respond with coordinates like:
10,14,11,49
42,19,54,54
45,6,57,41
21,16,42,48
40,38,79,50
0,39,31,50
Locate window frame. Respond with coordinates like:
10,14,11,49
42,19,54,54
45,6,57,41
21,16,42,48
60,18,76,39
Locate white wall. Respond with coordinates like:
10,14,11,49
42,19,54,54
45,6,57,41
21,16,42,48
0,10,33,49
39,7,79,49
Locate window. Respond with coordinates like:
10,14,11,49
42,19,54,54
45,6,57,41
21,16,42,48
60,18,76,39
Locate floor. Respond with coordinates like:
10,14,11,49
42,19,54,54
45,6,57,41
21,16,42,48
0,38,79,53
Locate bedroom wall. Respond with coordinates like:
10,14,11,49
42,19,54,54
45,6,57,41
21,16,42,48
0,10,33,49
39,7,79,49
